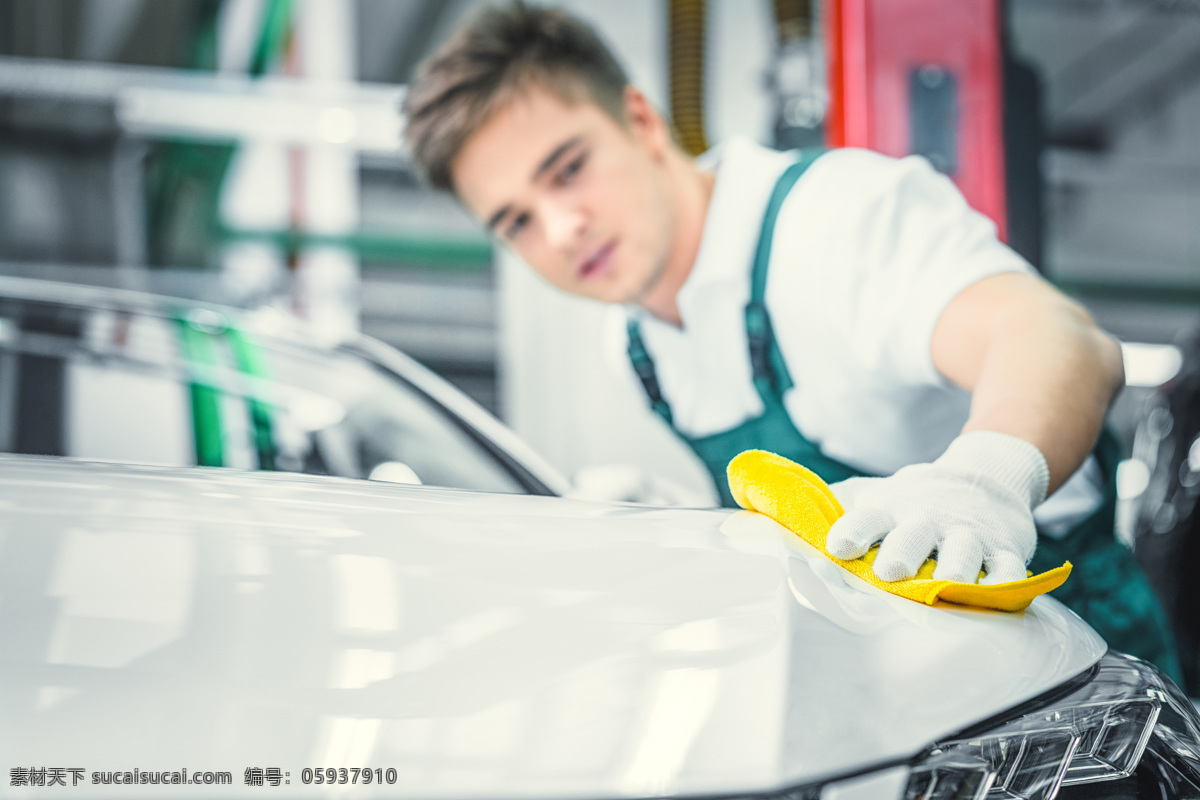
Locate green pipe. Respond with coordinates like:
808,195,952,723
250,0,294,76
175,317,226,468
146,0,295,269
225,327,277,471
220,227,494,269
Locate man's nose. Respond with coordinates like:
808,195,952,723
541,202,587,252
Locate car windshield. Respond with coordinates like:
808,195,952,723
0,295,528,494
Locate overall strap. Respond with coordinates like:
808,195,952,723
626,319,673,425
745,149,825,402
625,150,825,427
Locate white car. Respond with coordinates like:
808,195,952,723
3,455,1200,799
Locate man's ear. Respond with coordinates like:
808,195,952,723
623,85,671,158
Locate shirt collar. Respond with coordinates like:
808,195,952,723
673,137,796,323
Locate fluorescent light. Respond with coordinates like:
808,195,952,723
1121,342,1183,388
116,86,403,152
1116,458,1151,500
317,106,359,144
0,56,407,153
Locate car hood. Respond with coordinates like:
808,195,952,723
0,457,1105,798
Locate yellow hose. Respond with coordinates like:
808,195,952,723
668,0,709,156
773,0,813,43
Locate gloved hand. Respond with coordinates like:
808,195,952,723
825,431,1050,585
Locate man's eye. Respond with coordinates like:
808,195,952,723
557,153,587,184
506,213,531,238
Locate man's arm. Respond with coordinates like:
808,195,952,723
931,271,1125,494
825,270,1125,584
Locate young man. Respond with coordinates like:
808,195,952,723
403,2,1178,674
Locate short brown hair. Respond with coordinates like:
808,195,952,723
402,2,630,192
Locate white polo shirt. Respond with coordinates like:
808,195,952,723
624,137,1102,531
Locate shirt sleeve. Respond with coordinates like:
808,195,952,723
784,148,1035,388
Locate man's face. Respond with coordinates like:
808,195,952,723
450,84,675,305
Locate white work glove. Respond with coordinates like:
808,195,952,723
826,431,1050,585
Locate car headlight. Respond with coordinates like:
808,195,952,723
904,651,1200,800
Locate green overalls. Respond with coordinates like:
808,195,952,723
627,154,1182,680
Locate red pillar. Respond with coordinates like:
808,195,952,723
824,0,1008,240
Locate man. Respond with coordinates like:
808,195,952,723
402,2,1178,674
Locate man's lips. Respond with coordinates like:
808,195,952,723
578,241,617,280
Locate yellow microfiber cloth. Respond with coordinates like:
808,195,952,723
726,449,1071,612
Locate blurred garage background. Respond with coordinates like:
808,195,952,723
1,0,1199,560
3,0,1200,480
